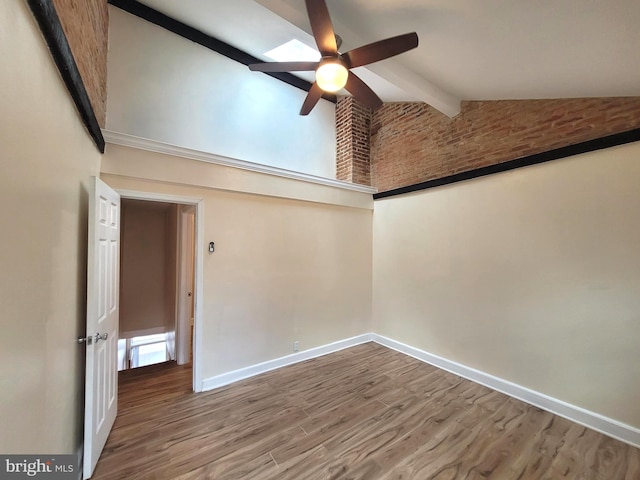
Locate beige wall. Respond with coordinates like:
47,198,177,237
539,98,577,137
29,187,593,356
373,141,640,428
101,145,373,379
120,200,175,336
0,1,101,453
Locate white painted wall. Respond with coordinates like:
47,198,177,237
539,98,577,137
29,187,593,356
107,6,336,179
101,144,373,379
373,141,640,429
0,1,101,453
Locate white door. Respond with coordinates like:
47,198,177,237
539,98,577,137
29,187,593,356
83,177,120,479
176,206,195,365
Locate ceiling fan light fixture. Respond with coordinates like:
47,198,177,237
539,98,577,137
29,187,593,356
315,60,348,92
248,0,417,114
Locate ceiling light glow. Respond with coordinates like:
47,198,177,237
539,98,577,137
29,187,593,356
316,61,348,92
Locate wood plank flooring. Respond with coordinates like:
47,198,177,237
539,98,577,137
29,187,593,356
91,342,640,479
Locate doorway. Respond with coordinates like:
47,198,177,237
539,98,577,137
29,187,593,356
116,190,204,392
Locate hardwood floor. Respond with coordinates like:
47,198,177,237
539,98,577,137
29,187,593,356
91,343,640,479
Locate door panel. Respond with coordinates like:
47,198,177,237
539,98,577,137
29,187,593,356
84,178,120,478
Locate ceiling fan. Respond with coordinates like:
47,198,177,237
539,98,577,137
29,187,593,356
249,0,419,115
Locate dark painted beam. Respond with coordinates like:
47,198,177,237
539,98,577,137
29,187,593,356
27,0,105,153
108,0,337,104
374,128,640,199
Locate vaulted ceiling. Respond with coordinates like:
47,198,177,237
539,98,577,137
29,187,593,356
135,0,640,117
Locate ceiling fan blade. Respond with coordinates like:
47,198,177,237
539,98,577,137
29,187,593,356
249,61,319,72
300,82,324,115
305,0,338,56
345,72,383,111
342,32,419,68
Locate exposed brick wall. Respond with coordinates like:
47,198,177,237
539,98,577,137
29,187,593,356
51,0,108,127
336,97,351,181
336,97,372,186
369,98,640,192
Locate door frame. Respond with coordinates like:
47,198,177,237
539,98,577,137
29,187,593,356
176,205,196,365
117,189,205,392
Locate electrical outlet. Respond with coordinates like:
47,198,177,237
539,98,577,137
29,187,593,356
293,341,299,352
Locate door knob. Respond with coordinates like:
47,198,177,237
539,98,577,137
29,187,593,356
77,333,108,345
94,332,108,343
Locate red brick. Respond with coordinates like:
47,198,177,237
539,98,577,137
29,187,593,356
52,0,108,127
359,98,640,191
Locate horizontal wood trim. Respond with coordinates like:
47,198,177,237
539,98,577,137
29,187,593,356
27,0,105,153
374,128,640,199
119,327,166,339
107,0,336,104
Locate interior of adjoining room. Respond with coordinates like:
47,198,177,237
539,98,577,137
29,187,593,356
118,199,196,371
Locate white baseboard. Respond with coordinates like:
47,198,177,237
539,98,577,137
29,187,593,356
201,334,374,391
199,332,640,448
371,333,640,449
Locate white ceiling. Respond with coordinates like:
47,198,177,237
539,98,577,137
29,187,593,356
136,0,640,117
